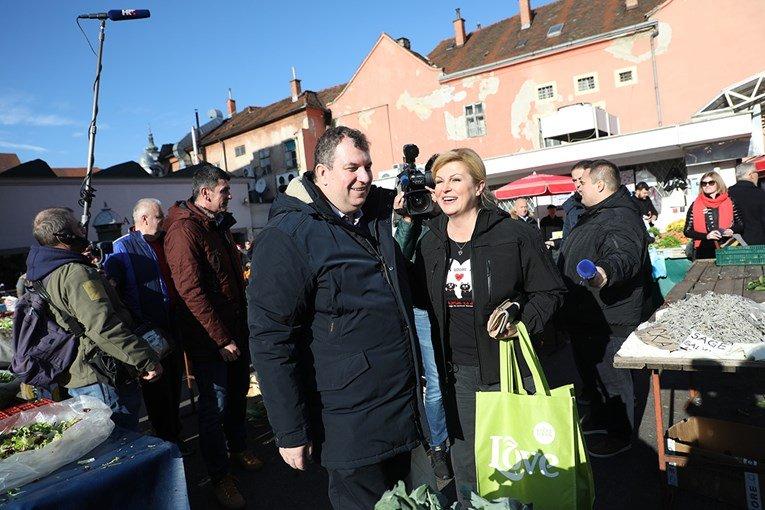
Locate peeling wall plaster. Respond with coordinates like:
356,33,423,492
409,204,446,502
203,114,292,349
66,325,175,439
454,90,467,101
605,21,672,63
358,109,375,130
478,76,500,101
510,79,560,147
462,77,477,88
444,111,468,141
396,86,457,120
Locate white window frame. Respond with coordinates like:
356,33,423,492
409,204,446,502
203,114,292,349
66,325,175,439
614,66,638,88
536,81,557,103
573,72,599,96
547,23,564,38
282,139,298,169
234,145,246,157
464,102,486,138
256,148,271,174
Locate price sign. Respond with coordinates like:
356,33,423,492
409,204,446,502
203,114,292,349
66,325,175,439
679,330,734,354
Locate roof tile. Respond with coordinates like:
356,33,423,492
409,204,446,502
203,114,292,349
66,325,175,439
428,0,663,76
201,83,345,145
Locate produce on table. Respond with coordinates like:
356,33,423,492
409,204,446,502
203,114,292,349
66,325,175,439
0,318,12,332
637,292,765,350
0,372,14,384
650,220,688,249
746,276,765,291
0,420,80,460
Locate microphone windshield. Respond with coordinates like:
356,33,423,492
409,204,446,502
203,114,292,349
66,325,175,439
107,9,150,21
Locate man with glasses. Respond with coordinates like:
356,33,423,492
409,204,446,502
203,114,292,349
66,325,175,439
728,161,765,245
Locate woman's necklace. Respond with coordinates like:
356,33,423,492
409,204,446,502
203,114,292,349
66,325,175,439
454,239,470,256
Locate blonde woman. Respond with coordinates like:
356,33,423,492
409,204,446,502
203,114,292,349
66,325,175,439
683,171,742,259
398,148,565,505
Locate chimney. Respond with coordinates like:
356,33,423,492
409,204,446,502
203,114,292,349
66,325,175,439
453,8,466,47
290,67,302,102
519,0,532,29
625,0,638,9
226,88,236,116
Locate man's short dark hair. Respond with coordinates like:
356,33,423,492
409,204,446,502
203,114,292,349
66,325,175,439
33,208,78,246
547,205,557,210
571,160,593,172
635,181,649,190
192,164,230,200
588,159,621,192
313,126,370,171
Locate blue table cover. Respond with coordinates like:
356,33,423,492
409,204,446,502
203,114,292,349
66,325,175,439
0,429,189,509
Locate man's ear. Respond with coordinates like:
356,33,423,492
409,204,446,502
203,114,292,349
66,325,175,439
315,163,330,185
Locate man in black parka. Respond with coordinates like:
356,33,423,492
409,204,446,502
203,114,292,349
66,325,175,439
248,127,420,510
728,160,765,245
558,159,651,459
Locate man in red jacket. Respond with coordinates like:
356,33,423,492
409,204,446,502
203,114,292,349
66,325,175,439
164,165,262,510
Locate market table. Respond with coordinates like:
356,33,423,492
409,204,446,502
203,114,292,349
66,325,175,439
0,428,189,510
614,259,765,474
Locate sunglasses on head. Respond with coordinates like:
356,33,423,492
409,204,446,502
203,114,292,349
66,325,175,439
701,180,716,186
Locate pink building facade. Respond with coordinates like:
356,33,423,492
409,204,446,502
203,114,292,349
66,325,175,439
329,0,765,205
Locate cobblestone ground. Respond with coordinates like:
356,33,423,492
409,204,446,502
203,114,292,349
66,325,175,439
163,340,765,509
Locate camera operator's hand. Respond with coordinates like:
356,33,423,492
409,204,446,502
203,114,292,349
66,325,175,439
394,191,412,223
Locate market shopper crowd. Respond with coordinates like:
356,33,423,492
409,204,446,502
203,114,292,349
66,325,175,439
14,123,765,509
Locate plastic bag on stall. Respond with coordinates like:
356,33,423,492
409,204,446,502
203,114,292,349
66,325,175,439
0,395,114,491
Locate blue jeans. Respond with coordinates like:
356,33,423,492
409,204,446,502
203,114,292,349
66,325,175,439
192,354,250,481
413,308,448,447
68,380,143,432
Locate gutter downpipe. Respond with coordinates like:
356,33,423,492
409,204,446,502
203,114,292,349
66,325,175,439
650,26,664,127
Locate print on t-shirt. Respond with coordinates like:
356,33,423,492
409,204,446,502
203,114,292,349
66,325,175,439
446,258,473,308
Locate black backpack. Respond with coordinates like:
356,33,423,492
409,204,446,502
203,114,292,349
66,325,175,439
11,279,82,388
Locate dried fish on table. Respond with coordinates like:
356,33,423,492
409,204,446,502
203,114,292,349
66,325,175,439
637,292,765,350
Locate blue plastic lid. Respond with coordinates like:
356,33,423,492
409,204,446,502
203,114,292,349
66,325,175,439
576,259,597,280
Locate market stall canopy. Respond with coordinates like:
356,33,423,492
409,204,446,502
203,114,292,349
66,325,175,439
752,155,765,173
494,172,575,200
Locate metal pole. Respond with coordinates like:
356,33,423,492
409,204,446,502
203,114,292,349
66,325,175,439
650,28,664,127
80,19,107,232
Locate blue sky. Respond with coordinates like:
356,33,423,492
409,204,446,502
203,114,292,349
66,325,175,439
0,1,531,169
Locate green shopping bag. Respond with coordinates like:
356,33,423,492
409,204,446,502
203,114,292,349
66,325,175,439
475,322,595,509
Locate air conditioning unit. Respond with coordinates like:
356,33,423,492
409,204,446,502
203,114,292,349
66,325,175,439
276,170,299,192
540,103,619,143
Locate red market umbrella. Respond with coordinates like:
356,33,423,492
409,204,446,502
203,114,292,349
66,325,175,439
494,172,575,200
752,155,765,173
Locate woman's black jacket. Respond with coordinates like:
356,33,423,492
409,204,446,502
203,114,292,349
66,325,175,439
402,207,566,386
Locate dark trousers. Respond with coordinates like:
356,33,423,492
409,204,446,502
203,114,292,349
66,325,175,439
141,350,183,442
192,353,250,481
450,364,499,508
327,452,411,510
570,332,634,438
570,333,599,397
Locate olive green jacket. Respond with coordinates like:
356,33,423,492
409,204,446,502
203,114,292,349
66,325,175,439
44,262,159,388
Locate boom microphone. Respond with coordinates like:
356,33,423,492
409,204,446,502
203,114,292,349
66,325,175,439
78,9,150,21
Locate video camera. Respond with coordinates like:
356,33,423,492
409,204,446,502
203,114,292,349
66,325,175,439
88,241,113,263
397,144,437,217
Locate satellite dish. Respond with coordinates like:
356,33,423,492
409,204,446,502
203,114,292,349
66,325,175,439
254,178,267,194
208,109,224,120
